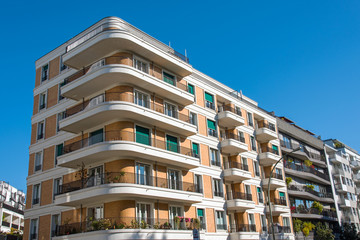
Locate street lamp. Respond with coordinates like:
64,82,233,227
267,146,302,240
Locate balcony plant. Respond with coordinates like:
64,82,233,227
305,184,315,191
302,221,315,240
311,201,323,213
286,177,293,187
174,216,180,229
293,218,302,234
130,220,140,229
315,222,334,240
91,218,111,230
304,159,313,167
140,220,148,229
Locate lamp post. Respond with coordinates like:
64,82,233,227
267,146,302,240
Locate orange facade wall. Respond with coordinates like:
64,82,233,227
43,145,55,171
38,215,51,240
40,179,53,206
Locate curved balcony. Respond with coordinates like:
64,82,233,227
226,192,255,211
266,198,289,216
54,172,202,207
223,161,252,182
255,123,277,143
63,20,192,76
262,173,286,190
287,185,334,203
217,106,245,128
220,133,248,155
258,147,281,166
60,92,196,136
229,224,258,240
61,57,193,105
291,207,337,221
284,162,330,185
57,130,200,169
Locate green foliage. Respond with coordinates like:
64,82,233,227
293,218,303,233
311,201,323,213
304,159,313,167
91,218,111,230
302,221,316,237
174,216,180,229
306,184,315,190
334,142,344,148
315,222,334,240
286,177,293,187
192,218,200,229
140,220,148,229
340,223,359,240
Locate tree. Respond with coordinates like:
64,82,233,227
302,221,315,240
293,218,302,234
340,223,360,240
315,222,334,240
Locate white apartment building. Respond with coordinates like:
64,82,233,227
0,181,25,233
324,139,360,229
24,17,294,240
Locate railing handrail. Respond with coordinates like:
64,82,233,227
63,91,191,123
221,132,245,143
284,162,330,181
227,192,253,201
287,184,333,198
263,146,279,155
258,122,276,132
273,198,287,206
55,172,200,196
231,224,256,232
218,105,242,117
224,161,249,171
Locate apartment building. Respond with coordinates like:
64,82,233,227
324,139,360,229
0,181,25,233
24,17,294,240
277,117,338,239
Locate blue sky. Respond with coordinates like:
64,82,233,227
1,0,360,192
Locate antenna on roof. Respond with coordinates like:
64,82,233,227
185,49,187,57
169,41,171,47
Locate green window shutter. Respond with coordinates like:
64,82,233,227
272,145,278,151
166,135,178,153
207,120,216,130
136,126,150,146
163,72,175,86
197,209,204,217
56,144,63,157
188,84,194,94
205,92,214,103
257,187,261,193
279,192,285,197
192,143,199,155
89,129,104,145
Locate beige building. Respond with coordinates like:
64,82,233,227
24,17,294,240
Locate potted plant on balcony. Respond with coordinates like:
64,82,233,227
286,177,293,187
140,220,148,229
305,184,315,191
311,201,323,213
174,216,180,230
304,159,313,167
112,171,125,183
302,221,315,240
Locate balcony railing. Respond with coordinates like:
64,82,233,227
273,198,287,206
231,224,256,232
214,191,224,197
287,185,333,199
258,122,276,132
32,198,39,205
265,172,283,180
12,224,19,229
218,105,242,116
227,192,253,201
284,162,330,181
263,147,279,155
55,172,200,196
205,101,215,110
221,132,245,143
208,129,217,138
63,56,189,91
2,203,25,215
64,92,191,124
268,225,291,234
2,221,10,227
224,161,249,172
61,130,197,158
291,207,337,218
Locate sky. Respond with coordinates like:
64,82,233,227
1,0,360,192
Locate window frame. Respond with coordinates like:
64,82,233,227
34,151,43,172
41,64,49,82
32,184,41,205
37,121,45,141
133,56,150,74
39,91,47,111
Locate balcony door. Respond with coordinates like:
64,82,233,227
88,166,103,187
89,129,103,145
134,91,149,108
136,163,151,186
136,203,151,222
135,126,150,146
169,206,182,229
164,102,177,118
168,170,180,190
88,206,103,220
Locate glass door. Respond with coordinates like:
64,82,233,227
134,91,149,108
89,129,103,145
136,163,151,185
166,135,178,153
164,103,177,118
136,203,151,223
88,206,103,220
169,206,182,229
88,166,103,187
168,170,180,190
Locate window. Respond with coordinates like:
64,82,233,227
169,206,183,228
210,148,220,166
283,135,292,149
53,178,61,198
89,129,103,145
245,184,252,196
134,58,148,73
32,184,40,205
88,206,103,220
283,217,290,227
168,169,180,190
275,168,283,179
257,187,263,203
37,121,45,140
248,213,255,227
216,211,226,230
166,135,178,153
195,174,203,193
207,119,217,137
134,91,149,108
135,126,150,146
51,214,60,237
55,143,63,166
197,209,206,229
260,215,267,232
30,219,38,240
60,55,68,72
254,160,260,176
241,157,248,169
136,203,151,222
136,163,151,185
189,112,197,126
88,166,104,187
239,131,245,143
192,142,200,158
247,112,253,127
34,152,42,172
164,102,177,118
41,64,49,82
57,111,66,132
39,92,46,110
188,84,194,95
272,145,279,155
163,72,176,86
250,136,256,151
205,92,215,110
269,122,276,131
279,192,286,205
213,179,223,197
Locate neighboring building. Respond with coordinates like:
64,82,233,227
324,139,360,229
277,117,338,239
24,17,295,240
0,181,25,233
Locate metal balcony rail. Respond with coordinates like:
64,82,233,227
62,130,197,158
64,92,191,124
216,224,227,230
291,207,337,218
11,224,19,229
230,224,256,232
287,185,333,199
55,172,200,196
54,216,197,236
208,129,217,138
265,172,283,180
263,147,279,155
218,105,242,117
284,162,330,181
62,55,189,92
2,221,10,227
226,192,253,201
268,225,291,234
273,198,287,206
258,122,276,132
224,161,249,172
221,132,245,143
205,101,215,110
1,203,25,215
214,191,224,197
